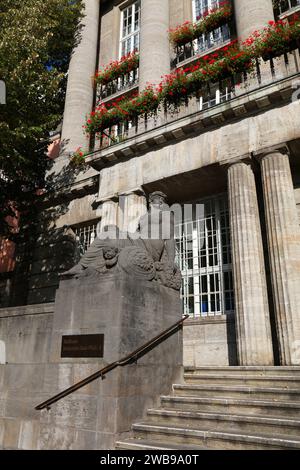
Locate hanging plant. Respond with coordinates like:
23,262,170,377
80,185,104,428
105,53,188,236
169,1,233,48
69,147,88,166
94,51,139,86
85,86,159,135
159,44,254,109
244,17,300,60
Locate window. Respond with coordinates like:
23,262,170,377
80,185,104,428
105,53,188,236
193,0,219,21
74,221,100,254
192,0,230,54
278,0,300,15
199,80,234,111
175,195,234,317
120,1,141,57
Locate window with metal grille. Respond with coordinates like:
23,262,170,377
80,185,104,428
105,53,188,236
120,1,141,57
73,221,100,254
175,195,234,317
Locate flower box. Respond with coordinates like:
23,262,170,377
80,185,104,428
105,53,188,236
169,1,233,48
248,18,300,61
85,87,159,134
261,38,300,60
94,52,139,87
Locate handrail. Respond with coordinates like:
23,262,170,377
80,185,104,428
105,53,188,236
35,314,189,411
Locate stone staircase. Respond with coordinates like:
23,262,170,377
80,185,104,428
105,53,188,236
116,366,300,450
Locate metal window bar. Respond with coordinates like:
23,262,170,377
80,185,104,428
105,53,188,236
199,79,234,110
175,195,234,318
176,25,231,65
98,68,139,101
74,222,99,254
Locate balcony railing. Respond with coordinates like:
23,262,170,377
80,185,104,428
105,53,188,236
91,49,300,153
97,68,139,101
175,25,231,65
278,0,300,15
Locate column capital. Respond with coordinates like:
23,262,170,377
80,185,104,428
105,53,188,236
118,187,146,198
253,143,290,162
93,194,119,208
220,154,253,171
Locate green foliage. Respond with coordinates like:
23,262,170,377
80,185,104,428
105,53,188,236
0,0,84,235
69,147,88,167
169,1,232,48
95,52,140,86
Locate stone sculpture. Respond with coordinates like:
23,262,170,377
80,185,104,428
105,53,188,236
61,191,181,290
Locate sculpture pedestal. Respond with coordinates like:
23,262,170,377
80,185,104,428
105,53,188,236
39,273,182,449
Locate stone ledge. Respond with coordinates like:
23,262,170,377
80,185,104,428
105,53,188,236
0,303,54,318
184,314,235,326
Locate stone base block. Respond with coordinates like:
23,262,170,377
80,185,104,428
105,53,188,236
39,274,183,449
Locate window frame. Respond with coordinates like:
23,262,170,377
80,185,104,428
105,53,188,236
175,195,234,318
119,0,141,59
73,219,101,254
191,0,230,55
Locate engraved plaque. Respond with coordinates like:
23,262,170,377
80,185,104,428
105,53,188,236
61,334,104,358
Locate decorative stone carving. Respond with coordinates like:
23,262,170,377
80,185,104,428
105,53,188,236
118,246,156,280
61,191,181,290
155,261,182,291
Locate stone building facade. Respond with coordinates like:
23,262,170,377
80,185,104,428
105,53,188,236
2,0,300,370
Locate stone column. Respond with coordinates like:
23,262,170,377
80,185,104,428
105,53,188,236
120,189,148,233
258,146,300,365
234,0,274,42
139,0,170,91
99,198,119,232
60,0,100,154
227,161,274,365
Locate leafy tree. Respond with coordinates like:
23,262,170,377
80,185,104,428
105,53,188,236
0,0,84,236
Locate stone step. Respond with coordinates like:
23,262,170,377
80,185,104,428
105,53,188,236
115,439,207,451
184,373,300,388
131,423,300,450
145,408,300,438
184,366,300,377
161,395,300,418
173,384,300,401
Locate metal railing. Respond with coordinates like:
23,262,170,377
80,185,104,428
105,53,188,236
175,26,231,65
35,314,189,411
97,69,139,101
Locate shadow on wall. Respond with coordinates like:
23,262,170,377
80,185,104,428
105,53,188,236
226,315,238,366
9,138,94,307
